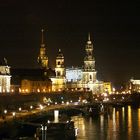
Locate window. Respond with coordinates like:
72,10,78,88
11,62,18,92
90,75,92,80
58,61,60,65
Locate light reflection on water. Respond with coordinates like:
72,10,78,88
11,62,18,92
72,106,140,140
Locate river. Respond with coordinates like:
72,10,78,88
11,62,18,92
72,105,140,140
1,105,140,140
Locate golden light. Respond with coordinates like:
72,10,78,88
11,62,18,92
61,101,64,104
30,105,33,109
25,89,28,92
39,104,43,110
58,89,61,91
12,112,16,117
54,110,59,123
66,101,69,105
4,110,7,114
19,107,22,111
11,89,14,93
19,88,21,92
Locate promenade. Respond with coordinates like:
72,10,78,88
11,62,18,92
0,104,68,125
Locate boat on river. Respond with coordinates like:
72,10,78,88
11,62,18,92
36,120,77,140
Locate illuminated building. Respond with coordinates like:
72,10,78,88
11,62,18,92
103,82,112,94
81,33,102,93
37,31,110,94
37,29,48,69
66,67,82,82
50,49,66,91
66,67,83,90
21,79,52,94
0,60,11,93
128,78,140,93
65,34,104,93
11,68,52,93
82,33,97,83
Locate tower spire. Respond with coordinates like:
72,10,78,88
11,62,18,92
88,32,91,41
38,29,48,69
41,29,44,44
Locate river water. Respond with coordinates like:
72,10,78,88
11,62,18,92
72,105,140,140
2,105,140,140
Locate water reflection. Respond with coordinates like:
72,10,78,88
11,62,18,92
128,106,132,140
72,105,140,140
138,108,140,131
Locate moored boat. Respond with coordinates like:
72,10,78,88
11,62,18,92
36,120,77,140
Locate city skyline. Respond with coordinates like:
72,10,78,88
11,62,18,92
0,1,140,87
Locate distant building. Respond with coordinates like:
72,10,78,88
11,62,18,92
128,78,140,93
0,59,11,93
103,82,112,94
21,79,52,94
66,67,82,82
11,68,52,93
47,33,105,93
36,30,112,94
50,49,66,91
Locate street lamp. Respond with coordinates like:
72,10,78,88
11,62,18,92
4,110,7,114
30,105,33,109
12,112,16,118
19,107,22,111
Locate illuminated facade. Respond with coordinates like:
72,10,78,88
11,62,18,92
0,65,11,93
37,31,110,94
50,49,66,91
37,29,48,69
82,33,97,83
66,67,82,82
103,82,112,94
64,34,104,94
128,78,140,93
21,79,52,94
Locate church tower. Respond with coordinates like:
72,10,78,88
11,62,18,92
82,33,97,84
50,49,66,91
37,29,48,69
55,49,65,77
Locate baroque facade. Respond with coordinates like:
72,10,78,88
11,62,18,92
38,30,108,94
0,60,11,93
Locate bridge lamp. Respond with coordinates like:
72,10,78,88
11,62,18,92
4,110,7,114
66,101,69,105
19,107,22,111
12,112,16,117
62,101,64,104
30,105,33,109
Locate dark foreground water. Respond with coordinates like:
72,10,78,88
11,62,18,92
1,105,140,140
72,105,140,140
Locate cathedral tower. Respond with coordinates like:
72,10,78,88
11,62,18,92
50,49,66,91
37,29,48,69
55,49,65,77
83,33,97,84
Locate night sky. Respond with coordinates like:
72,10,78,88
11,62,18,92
0,0,140,88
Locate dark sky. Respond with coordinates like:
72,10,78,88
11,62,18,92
0,0,140,87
